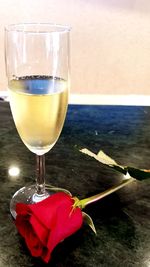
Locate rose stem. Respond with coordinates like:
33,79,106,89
79,177,135,208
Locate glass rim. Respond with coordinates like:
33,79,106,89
5,23,71,34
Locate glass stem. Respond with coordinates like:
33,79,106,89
36,154,46,195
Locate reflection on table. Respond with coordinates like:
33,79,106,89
0,101,150,267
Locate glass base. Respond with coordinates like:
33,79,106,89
10,185,72,219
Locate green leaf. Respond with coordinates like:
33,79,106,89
97,150,119,166
126,167,150,180
82,212,97,234
80,148,150,181
80,148,124,170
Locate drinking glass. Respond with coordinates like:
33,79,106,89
5,23,71,219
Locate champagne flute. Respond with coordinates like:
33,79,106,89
5,23,70,219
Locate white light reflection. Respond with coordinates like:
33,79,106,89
124,171,131,179
8,166,20,177
143,253,150,267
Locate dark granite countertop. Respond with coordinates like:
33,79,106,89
0,101,149,267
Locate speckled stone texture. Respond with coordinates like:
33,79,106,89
0,101,149,267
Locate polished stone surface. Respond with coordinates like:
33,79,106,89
0,101,150,267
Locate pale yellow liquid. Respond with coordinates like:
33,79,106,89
9,77,68,155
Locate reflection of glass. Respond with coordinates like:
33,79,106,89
5,23,70,218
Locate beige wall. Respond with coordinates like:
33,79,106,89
1,0,150,95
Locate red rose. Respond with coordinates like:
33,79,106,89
15,192,83,263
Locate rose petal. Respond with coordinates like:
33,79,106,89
43,199,83,262
48,205,82,251
28,192,74,229
29,214,49,246
15,192,83,263
15,214,30,238
16,203,30,215
25,229,43,257
16,214,43,257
